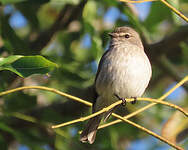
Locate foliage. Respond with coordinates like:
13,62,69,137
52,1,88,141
0,0,188,150
0,55,58,77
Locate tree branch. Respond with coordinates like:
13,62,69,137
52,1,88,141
146,25,188,61
30,0,87,51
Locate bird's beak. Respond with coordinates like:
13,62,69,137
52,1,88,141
108,32,115,37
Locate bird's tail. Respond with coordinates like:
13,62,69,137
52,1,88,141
80,115,102,144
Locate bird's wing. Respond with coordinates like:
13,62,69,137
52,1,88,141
94,49,109,84
92,49,110,112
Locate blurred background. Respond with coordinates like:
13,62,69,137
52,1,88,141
0,0,188,149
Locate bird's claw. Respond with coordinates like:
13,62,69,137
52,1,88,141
131,97,137,104
114,94,126,106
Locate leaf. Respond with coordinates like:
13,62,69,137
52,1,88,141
1,16,29,53
161,109,188,143
0,55,58,77
0,122,17,135
0,0,26,4
168,0,181,25
0,135,8,150
0,0,49,4
16,3,40,30
82,0,97,23
4,92,37,112
51,0,80,5
144,1,171,32
0,55,23,66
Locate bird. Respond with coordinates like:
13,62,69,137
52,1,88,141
80,26,152,144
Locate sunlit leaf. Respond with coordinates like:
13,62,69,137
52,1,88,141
168,0,182,25
50,0,80,5
0,55,58,77
0,0,26,4
82,0,97,23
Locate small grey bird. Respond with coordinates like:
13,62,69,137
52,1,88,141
80,26,152,144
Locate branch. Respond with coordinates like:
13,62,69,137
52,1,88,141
160,0,188,22
51,97,187,128
98,75,188,129
147,25,188,61
119,0,188,22
29,0,87,51
0,83,187,127
119,0,156,3
0,78,187,149
146,26,188,91
0,86,91,106
112,113,184,150
1,76,187,127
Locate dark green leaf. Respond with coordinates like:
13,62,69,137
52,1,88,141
4,92,37,112
16,3,40,30
1,16,29,54
0,0,49,4
0,55,58,77
0,135,8,150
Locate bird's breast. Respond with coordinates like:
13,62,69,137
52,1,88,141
95,45,151,105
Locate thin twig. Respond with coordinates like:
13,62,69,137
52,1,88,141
0,85,187,125
30,1,87,51
0,86,92,107
119,0,188,22
0,80,187,128
98,75,188,129
0,80,187,149
160,0,188,23
139,98,188,116
52,97,187,128
112,113,184,150
120,0,156,3
52,100,122,128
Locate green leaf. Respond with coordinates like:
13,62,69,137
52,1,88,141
50,0,80,5
4,92,37,112
82,0,97,23
0,0,26,4
0,16,29,54
144,1,171,32
167,0,181,25
16,3,40,30
0,55,58,77
0,122,17,135
0,55,23,66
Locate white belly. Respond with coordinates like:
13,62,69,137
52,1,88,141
95,46,152,107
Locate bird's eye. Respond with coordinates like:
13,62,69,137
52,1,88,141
125,34,130,38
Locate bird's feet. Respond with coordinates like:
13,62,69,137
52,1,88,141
114,94,126,106
131,97,137,104
114,94,137,106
